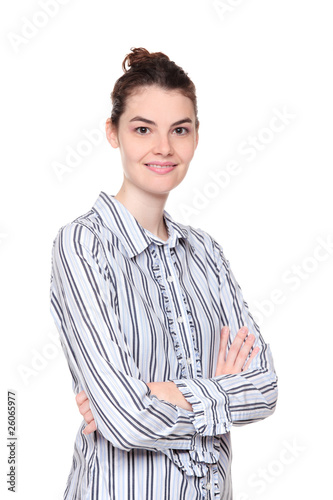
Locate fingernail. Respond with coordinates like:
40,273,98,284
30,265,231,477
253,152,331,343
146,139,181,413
222,326,229,334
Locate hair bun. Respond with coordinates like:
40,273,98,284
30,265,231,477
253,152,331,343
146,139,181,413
111,47,199,130
122,47,170,72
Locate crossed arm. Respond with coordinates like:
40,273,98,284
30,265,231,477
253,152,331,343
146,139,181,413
51,222,277,453
77,325,259,435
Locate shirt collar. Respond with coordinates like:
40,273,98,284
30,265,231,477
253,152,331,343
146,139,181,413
92,191,190,258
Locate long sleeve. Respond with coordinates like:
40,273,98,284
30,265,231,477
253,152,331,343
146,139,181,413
49,191,278,497
50,221,223,476
172,235,278,436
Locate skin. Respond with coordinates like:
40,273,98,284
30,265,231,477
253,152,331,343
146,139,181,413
75,84,260,434
106,84,199,239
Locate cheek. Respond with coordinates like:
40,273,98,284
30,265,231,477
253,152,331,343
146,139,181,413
120,143,140,164
123,140,148,162
181,142,196,161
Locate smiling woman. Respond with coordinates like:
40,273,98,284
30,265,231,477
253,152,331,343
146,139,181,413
50,47,278,500
105,83,199,235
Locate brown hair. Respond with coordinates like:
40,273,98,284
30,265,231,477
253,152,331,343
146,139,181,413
110,47,199,129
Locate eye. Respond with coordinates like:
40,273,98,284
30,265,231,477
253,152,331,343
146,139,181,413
173,127,189,135
135,127,150,135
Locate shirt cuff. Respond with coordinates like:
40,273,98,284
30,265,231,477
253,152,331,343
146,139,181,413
163,435,220,477
172,378,233,436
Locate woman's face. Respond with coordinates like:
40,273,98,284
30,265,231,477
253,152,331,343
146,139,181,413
106,85,199,198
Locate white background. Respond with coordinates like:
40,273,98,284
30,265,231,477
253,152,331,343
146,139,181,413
1,0,332,498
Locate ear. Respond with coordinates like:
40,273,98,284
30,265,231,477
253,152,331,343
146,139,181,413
105,118,119,148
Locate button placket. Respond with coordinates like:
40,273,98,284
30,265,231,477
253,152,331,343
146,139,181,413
199,464,220,499
166,246,200,378
150,244,188,376
170,246,202,377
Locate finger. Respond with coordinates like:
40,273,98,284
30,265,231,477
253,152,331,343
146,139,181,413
242,346,260,372
83,420,97,435
78,399,91,417
218,326,229,359
75,390,88,406
233,333,256,372
83,409,95,425
215,326,229,376
225,326,248,367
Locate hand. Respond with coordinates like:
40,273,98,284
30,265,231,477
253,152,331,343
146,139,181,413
76,325,260,435
147,381,193,412
76,381,193,437
75,390,97,435
215,326,260,376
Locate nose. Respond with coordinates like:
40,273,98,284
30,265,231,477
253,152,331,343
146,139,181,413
152,132,174,156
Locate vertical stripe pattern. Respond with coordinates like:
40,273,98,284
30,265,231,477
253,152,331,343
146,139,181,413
50,191,278,499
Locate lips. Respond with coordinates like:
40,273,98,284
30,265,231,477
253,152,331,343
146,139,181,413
144,163,177,174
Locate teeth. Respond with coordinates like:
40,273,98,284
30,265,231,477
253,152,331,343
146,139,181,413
146,164,174,168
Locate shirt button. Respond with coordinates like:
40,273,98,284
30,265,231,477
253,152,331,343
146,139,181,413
167,276,174,282
177,316,184,323
206,483,212,490
186,357,192,365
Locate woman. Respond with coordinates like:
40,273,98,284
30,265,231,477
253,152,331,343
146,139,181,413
50,47,278,499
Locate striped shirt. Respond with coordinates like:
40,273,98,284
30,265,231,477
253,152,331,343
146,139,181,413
50,191,278,499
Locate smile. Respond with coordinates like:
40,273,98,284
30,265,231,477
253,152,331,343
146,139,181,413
144,164,177,174
145,164,177,168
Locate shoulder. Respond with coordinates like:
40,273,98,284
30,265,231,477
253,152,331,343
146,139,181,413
175,219,229,273
52,210,103,258
51,218,113,287
188,224,219,249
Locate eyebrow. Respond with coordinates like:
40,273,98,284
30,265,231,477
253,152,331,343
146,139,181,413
129,116,193,127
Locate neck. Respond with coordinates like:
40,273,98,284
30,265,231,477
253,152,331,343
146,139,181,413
114,184,170,241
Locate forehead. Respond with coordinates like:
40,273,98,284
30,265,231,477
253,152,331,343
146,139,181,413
122,85,195,119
